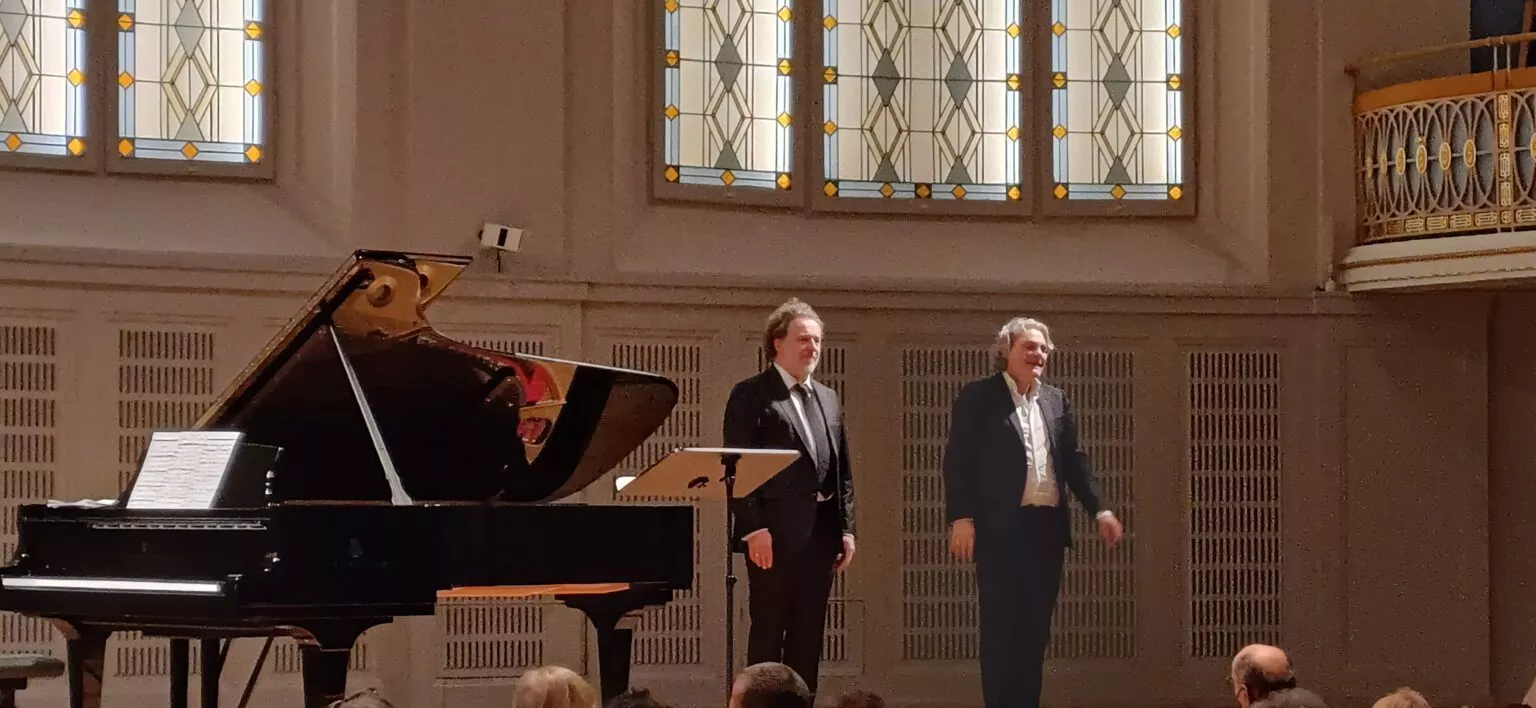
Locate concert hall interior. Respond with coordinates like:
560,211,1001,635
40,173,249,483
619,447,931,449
1,1,1535,707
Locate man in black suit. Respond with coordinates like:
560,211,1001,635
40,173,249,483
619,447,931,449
943,316,1124,708
724,298,855,698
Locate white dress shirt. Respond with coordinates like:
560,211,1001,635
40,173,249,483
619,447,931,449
741,364,851,542
1002,372,1113,520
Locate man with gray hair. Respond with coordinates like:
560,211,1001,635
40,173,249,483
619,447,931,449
943,316,1123,708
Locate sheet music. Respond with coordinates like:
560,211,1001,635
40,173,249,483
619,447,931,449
125,431,244,509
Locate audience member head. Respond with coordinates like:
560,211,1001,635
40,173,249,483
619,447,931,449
1252,687,1330,708
327,689,396,708
512,665,598,708
605,687,670,708
1371,688,1429,708
728,662,811,708
1230,644,1298,708
835,689,885,708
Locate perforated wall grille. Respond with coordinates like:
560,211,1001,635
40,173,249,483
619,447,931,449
0,325,60,658
1047,350,1137,659
1187,351,1283,658
900,347,988,661
438,337,550,679
757,347,854,664
112,328,217,677
611,342,702,666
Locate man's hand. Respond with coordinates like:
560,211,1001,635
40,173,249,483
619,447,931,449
746,530,774,569
1097,512,1124,547
834,534,856,572
948,518,975,562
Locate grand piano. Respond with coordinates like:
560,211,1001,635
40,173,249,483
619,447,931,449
0,250,695,708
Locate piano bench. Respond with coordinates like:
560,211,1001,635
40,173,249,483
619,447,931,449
0,655,64,708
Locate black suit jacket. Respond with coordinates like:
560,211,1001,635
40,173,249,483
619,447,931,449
942,374,1102,548
723,367,855,554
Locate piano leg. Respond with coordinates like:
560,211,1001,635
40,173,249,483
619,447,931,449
63,627,106,708
201,638,224,708
558,591,663,705
296,619,386,708
300,648,351,708
169,639,189,708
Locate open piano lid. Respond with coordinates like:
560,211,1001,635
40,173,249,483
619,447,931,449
135,250,679,505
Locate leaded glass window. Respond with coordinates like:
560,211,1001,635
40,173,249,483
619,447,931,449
0,0,88,158
653,0,1194,214
821,0,1022,201
1049,0,1185,202
660,0,794,191
115,0,265,165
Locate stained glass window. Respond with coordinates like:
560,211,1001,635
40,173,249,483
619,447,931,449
661,0,793,191
1050,0,1184,201
822,0,1021,201
0,0,88,158
116,0,264,164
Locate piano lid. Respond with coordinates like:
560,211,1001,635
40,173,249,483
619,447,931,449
137,250,679,504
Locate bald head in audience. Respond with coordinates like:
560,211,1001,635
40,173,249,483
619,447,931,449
1230,644,1299,708
1370,688,1428,708
728,662,811,708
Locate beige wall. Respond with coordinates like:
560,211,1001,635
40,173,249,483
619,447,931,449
3,0,1528,706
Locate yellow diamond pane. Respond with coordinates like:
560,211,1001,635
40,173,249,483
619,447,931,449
823,0,1024,201
823,121,837,135
823,66,837,83
118,139,134,156
1168,185,1183,200
67,137,84,155
661,0,792,190
915,184,931,198
1052,0,1186,201
664,104,680,120
823,15,837,30
664,165,680,182
721,170,735,185
117,0,268,164
776,173,791,189
0,1,88,158
823,181,838,196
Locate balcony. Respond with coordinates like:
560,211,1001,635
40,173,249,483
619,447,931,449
1341,34,1536,291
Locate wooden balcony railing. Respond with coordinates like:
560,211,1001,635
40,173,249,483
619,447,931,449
1350,34,1536,244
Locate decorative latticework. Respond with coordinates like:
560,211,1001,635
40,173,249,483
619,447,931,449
0,325,62,659
114,0,267,164
899,347,987,661
1354,88,1508,243
1186,351,1283,658
437,337,551,680
1047,349,1136,659
1049,0,1186,201
660,0,793,190
610,342,703,666
0,0,88,157
820,0,1022,201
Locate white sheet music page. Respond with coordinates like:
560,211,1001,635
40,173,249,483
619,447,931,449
125,431,244,509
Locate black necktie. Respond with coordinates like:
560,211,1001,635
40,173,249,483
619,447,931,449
794,383,833,488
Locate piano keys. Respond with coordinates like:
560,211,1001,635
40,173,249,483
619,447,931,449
0,250,696,708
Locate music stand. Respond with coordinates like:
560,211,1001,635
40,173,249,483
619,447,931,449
616,447,798,699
